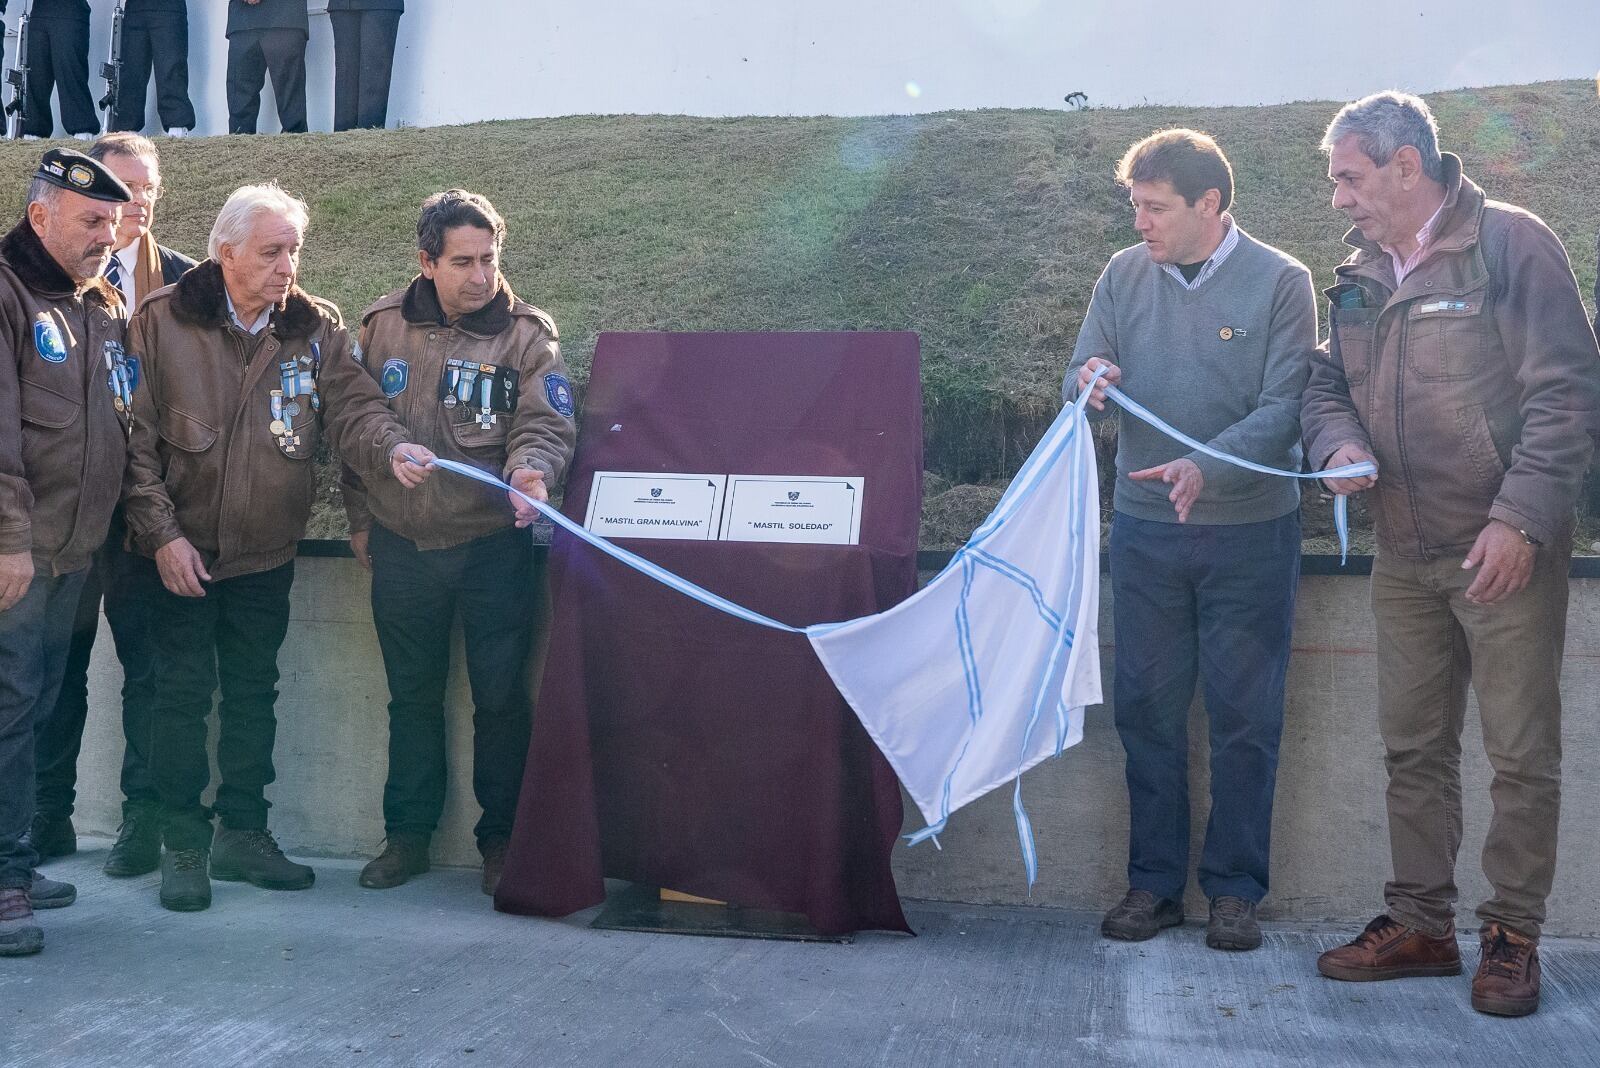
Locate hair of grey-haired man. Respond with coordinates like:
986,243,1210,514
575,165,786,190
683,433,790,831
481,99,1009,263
207,183,310,262
1320,90,1445,182
26,177,62,206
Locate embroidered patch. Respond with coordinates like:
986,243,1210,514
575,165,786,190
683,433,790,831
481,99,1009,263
34,320,66,363
380,358,408,398
67,164,95,189
544,373,575,417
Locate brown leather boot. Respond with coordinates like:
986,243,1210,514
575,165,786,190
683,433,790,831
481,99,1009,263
480,839,508,897
1472,923,1540,1017
358,834,431,890
1317,913,1462,981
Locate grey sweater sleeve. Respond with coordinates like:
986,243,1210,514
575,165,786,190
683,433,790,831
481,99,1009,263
1184,265,1315,493
1062,263,1118,424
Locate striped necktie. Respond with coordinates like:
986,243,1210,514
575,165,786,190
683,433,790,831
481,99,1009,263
105,256,124,295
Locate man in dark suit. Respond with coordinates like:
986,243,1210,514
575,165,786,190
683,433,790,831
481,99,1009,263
329,0,402,131
21,0,98,140
224,0,308,134
111,0,196,136
29,133,195,879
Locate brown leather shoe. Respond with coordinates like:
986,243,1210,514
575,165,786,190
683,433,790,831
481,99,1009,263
358,834,430,890
1317,913,1462,981
481,839,508,897
1472,923,1540,1017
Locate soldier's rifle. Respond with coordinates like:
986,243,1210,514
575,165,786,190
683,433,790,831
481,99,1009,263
98,1,125,132
3,0,31,141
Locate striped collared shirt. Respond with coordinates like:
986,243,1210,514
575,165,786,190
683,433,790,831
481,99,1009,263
1159,216,1239,291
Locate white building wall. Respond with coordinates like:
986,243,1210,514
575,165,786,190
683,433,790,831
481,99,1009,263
8,1,1597,135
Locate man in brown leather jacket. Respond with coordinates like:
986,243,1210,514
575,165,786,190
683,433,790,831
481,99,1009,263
124,182,436,914
1303,91,1600,1018
0,149,131,956
343,189,575,898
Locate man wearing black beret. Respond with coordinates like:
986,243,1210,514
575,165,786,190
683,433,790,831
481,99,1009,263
0,149,131,956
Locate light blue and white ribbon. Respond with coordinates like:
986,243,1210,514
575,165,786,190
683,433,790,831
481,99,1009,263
1102,383,1376,563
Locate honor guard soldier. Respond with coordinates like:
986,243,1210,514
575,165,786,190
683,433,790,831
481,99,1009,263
328,0,402,131
111,0,196,137
30,133,196,880
21,0,98,140
123,183,436,913
0,150,131,956
344,190,576,897
225,0,309,135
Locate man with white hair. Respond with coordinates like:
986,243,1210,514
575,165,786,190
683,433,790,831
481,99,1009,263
0,149,131,955
124,183,437,913
1304,91,1600,1017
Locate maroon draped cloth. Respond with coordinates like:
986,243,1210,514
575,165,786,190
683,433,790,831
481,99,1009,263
494,332,920,936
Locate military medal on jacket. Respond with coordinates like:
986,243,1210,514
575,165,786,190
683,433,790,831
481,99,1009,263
440,358,520,431
272,342,322,453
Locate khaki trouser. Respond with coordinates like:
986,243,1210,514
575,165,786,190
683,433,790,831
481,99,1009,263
1371,535,1569,941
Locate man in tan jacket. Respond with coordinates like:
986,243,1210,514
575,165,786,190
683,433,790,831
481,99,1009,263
1304,92,1600,1017
124,183,436,914
0,149,131,956
343,189,575,897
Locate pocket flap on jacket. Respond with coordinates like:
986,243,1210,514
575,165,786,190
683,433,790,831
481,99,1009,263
158,405,219,453
19,378,82,430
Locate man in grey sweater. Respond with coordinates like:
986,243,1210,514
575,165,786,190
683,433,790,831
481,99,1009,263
1064,128,1316,952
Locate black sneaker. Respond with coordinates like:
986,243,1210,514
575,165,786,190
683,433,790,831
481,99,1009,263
104,810,162,878
28,871,76,909
1207,895,1262,951
27,813,76,860
159,848,212,912
1101,888,1184,941
209,828,315,891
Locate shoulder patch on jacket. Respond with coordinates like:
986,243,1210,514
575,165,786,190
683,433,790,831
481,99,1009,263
544,372,575,417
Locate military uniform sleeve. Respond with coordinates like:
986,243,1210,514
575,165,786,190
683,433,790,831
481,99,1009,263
0,295,35,555
317,322,407,485
1184,264,1315,492
504,330,577,486
122,306,186,555
1062,263,1119,425
1485,215,1600,545
339,463,372,535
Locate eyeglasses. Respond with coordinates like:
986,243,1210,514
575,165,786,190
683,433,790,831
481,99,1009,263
124,182,163,202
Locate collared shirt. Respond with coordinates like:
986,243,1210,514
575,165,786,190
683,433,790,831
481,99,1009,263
1159,216,1239,291
107,243,138,308
1383,197,1446,285
225,291,272,335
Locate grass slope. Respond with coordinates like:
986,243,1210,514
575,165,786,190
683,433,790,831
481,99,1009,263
3,80,1595,542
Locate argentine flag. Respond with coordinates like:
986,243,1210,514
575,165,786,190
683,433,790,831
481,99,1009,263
808,391,1103,884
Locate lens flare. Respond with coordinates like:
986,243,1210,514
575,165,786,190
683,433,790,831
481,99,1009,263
904,82,922,99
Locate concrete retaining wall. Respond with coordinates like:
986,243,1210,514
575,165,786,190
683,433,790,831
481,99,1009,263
70,558,1600,936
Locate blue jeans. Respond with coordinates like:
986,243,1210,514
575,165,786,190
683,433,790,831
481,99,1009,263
1108,510,1299,904
0,569,89,887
